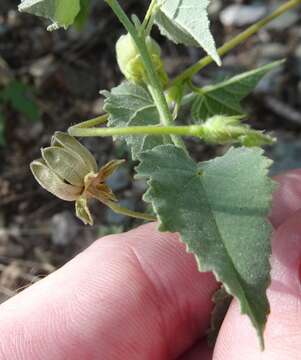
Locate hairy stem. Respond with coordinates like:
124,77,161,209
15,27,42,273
170,0,301,86
74,0,300,135
142,0,157,34
105,0,186,151
69,124,203,138
107,201,157,222
68,123,275,147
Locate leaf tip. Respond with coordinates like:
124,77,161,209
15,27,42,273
214,55,222,67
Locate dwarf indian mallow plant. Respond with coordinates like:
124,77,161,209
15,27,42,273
19,0,301,350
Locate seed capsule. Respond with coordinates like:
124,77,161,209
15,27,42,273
30,132,124,225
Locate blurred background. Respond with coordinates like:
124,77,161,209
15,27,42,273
0,0,300,303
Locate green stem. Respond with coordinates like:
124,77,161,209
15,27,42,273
107,201,157,222
171,0,301,86
69,124,202,138
72,0,301,136
69,114,108,132
142,0,157,34
68,123,275,146
105,0,186,151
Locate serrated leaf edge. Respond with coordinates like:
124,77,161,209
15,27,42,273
137,145,276,348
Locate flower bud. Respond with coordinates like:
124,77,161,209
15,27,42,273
116,33,168,86
201,115,275,146
30,132,124,225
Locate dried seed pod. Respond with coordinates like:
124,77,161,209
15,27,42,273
30,159,82,201
30,133,124,225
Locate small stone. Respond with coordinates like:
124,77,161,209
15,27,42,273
0,239,24,258
0,24,8,37
255,70,282,94
50,212,79,246
105,199,136,225
260,44,287,61
132,179,147,194
29,55,55,78
220,5,267,27
267,7,298,30
0,58,13,87
294,45,301,77
268,137,301,176
91,98,105,116
296,45,301,59
106,167,130,192
61,64,100,99
15,122,44,143
7,10,21,27
0,263,23,298
208,0,222,18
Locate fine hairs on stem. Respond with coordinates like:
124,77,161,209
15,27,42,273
71,0,300,140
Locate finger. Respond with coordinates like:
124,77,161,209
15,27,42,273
178,168,301,360
1,169,297,360
0,223,218,360
178,339,213,360
213,209,301,360
270,169,301,228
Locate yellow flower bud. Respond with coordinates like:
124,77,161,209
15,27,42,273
201,116,243,144
116,33,168,86
200,115,275,146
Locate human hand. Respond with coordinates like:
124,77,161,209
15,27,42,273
0,170,301,360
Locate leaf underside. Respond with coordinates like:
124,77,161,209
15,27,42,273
155,0,221,65
102,82,170,160
191,60,284,122
18,0,81,30
74,0,91,30
137,145,275,347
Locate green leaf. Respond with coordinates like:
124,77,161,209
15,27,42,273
137,145,275,347
0,81,40,122
155,0,221,65
18,0,81,31
74,0,91,30
102,82,169,160
191,60,284,122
